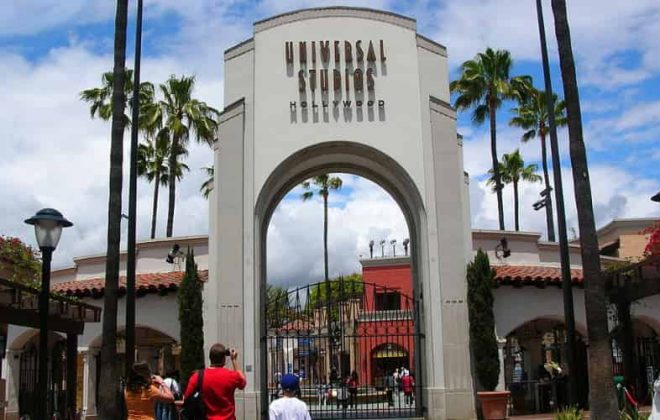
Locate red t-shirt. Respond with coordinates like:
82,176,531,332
184,367,247,420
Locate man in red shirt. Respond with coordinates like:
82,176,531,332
184,343,247,419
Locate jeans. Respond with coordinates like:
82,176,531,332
156,402,177,420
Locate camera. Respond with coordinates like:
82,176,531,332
224,349,231,356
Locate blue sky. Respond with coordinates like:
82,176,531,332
1,1,658,285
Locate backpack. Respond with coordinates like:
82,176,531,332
181,369,206,420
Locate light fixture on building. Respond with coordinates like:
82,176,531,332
166,243,184,263
533,187,552,211
390,239,397,257
369,240,374,259
403,238,410,256
379,240,386,257
652,191,660,203
495,237,511,260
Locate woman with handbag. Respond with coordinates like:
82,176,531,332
124,361,175,420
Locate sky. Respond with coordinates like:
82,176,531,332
0,0,658,288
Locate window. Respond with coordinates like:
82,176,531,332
375,291,401,311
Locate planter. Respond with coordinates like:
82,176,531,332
478,390,510,420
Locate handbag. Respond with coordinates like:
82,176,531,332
181,369,206,420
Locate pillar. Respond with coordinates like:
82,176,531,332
81,350,90,418
497,337,507,391
66,334,78,418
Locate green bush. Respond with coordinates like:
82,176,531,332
178,248,205,389
554,406,582,420
0,235,41,285
467,249,499,391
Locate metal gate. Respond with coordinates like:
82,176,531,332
263,279,422,418
18,339,67,418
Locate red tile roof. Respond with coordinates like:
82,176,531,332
51,265,583,298
52,270,208,298
494,265,583,286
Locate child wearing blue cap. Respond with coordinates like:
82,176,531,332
269,373,311,420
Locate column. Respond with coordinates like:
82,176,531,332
66,334,78,417
81,350,90,419
497,337,507,391
4,349,22,417
86,349,99,418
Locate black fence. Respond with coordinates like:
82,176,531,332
263,279,422,419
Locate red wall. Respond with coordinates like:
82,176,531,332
362,262,413,311
357,261,415,385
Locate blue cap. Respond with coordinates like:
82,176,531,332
280,374,300,391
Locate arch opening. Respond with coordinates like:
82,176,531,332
504,318,589,415
255,141,426,418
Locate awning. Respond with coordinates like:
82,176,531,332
0,277,101,335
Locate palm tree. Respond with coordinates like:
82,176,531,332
450,48,532,231
301,175,343,283
300,174,342,376
80,69,154,125
97,0,128,417
137,134,189,239
200,166,214,199
146,76,220,237
510,88,567,241
488,150,542,231
551,0,618,416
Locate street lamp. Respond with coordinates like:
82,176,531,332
24,208,73,419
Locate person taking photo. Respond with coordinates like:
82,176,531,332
184,343,247,420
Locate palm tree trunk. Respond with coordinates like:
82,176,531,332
151,172,159,239
540,132,556,241
489,103,505,230
98,0,127,417
323,189,332,376
551,0,618,417
323,190,329,282
513,179,520,231
166,137,178,237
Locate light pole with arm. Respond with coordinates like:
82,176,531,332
24,208,73,419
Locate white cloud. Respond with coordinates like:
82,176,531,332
1,0,658,279
267,175,408,288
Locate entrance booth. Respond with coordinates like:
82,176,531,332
205,7,475,419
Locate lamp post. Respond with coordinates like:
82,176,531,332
24,208,73,419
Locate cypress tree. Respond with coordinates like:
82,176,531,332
467,249,500,391
178,248,205,389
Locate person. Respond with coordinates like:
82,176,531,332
385,371,395,407
346,371,359,409
651,374,660,419
317,377,328,407
184,343,247,420
336,375,348,410
401,371,415,406
157,371,181,420
124,361,174,420
269,373,312,420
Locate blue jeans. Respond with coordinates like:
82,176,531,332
156,402,176,420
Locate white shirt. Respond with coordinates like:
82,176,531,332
652,379,660,419
269,396,312,420
163,377,180,396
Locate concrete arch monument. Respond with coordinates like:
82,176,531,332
205,7,475,419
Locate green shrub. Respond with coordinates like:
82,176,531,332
467,249,499,391
554,406,582,420
178,248,205,389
